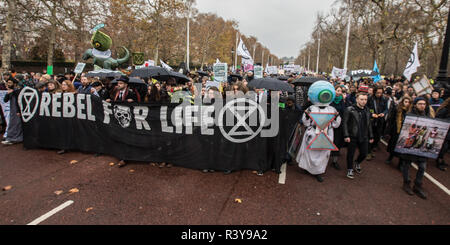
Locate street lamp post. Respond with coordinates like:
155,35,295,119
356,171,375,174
316,31,321,74
436,9,450,90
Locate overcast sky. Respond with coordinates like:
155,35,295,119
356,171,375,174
195,0,338,58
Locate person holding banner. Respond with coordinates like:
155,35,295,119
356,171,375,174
47,80,62,94
398,97,434,199
0,105,5,135
1,78,22,145
77,76,93,95
106,76,137,103
385,96,412,169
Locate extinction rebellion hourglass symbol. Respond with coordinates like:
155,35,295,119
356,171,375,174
18,86,39,122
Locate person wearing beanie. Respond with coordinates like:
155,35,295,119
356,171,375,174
399,96,434,199
430,89,443,113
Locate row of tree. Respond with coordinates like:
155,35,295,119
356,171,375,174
296,0,449,77
0,0,282,71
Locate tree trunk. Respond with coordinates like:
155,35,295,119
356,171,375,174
47,4,57,68
1,0,15,71
75,0,85,62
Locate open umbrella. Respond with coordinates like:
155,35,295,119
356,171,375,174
85,69,123,78
277,75,290,81
152,70,190,83
229,73,243,81
291,77,324,86
111,77,146,85
347,69,379,77
196,71,209,77
130,66,170,78
248,77,294,92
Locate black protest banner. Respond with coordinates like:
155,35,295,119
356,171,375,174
18,87,298,172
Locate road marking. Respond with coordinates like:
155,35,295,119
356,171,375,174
27,200,74,225
380,139,450,196
278,163,287,184
411,163,450,195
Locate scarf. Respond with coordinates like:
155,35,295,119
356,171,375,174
334,95,343,104
396,106,408,134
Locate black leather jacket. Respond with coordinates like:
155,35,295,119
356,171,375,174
343,105,374,140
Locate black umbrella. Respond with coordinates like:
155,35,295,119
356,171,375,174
196,71,209,77
152,70,190,83
130,66,170,78
85,69,123,78
277,75,290,81
291,77,324,86
230,73,243,80
248,77,294,92
347,69,379,77
111,77,146,84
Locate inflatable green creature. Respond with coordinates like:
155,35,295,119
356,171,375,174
82,29,130,70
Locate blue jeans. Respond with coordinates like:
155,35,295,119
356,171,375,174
401,160,427,186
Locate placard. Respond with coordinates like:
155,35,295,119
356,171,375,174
213,63,228,82
412,75,433,96
74,62,86,74
395,115,450,159
254,65,263,79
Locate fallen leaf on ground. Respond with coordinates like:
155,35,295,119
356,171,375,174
54,190,63,195
234,198,242,203
2,185,12,191
109,162,115,166
70,160,78,165
85,207,94,212
69,188,79,193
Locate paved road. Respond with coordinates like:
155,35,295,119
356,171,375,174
0,142,449,225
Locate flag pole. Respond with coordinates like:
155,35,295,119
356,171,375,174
235,32,239,71
344,0,352,70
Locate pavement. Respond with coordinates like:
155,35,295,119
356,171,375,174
0,141,449,225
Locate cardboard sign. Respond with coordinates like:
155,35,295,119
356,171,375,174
243,64,254,72
254,65,263,79
47,65,53,75
412,75,433,96
74,63,86,74
213,63,228,82
266,66,278,75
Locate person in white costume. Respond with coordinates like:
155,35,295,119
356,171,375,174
296,81,341,182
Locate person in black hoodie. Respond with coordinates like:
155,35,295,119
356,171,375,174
343,93,374,179
366,87,388,160
399,97,433,199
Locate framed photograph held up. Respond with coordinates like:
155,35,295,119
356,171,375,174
394,114,450,159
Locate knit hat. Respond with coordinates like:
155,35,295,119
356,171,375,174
413,97,426,105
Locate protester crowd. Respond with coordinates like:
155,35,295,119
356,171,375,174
0,66,448,200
